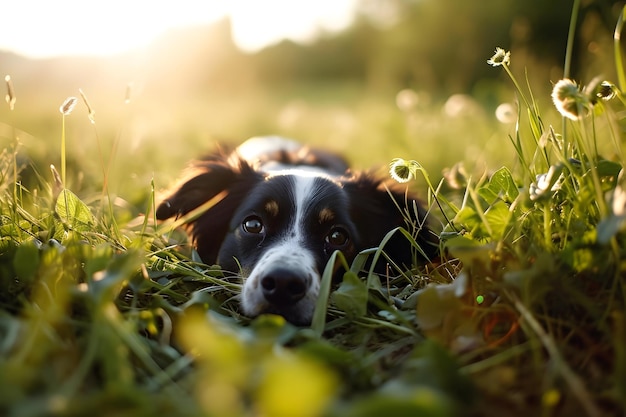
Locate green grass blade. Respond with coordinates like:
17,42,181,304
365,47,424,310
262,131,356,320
615,5,626,92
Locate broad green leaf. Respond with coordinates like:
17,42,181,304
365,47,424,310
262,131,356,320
349,251,371,275
332,271,367,318
414,283,462,330
55,188,96,231
444,236,492,266
596,159,622,178
478,166,519,204
484,200,512,240
452,206,484,236
414,273,483,352
85,250,144,305
12,241,40,282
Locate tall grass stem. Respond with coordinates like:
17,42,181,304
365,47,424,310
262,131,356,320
501,65,549,169
614,6,626,92
61,115,66,186
563,0,580,79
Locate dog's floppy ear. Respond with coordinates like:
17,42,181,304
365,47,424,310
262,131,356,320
156,158,262,263
156,162,239,220
343,173,439,270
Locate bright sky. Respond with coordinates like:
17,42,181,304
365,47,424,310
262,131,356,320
0,0,358,58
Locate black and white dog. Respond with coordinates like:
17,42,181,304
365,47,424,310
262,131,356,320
157,137,438,324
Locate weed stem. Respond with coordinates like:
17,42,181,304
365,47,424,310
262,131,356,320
614,5,626,92
61,115,66,186
563,0,580,79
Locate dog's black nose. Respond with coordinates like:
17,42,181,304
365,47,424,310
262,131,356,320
261,268,307,307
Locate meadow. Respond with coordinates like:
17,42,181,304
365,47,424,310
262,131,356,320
1,6,626,417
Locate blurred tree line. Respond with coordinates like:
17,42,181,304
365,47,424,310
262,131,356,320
168,0,624,100
1,0,623,106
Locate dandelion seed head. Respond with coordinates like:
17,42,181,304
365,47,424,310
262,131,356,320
487,47,510,67
389,158,413,183
596,81,616,101
551,79,589,120
495,103,516,124
552,79,579,103
60,96,78,116
443,94,482,118
555,98,582,120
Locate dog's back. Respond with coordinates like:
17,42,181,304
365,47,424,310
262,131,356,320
233,136,350,175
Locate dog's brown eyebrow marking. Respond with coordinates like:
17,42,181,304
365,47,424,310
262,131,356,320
319,207,335,223
265,200,279,217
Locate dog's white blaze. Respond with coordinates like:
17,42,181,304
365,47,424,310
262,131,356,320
292,175,318,238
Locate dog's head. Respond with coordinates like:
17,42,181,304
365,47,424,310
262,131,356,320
157,140,438,324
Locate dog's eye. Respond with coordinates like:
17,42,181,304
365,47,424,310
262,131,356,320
326,227,349,248
242,216,264,234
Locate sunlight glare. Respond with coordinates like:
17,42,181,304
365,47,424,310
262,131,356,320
228,0,357,51
0,0,357,58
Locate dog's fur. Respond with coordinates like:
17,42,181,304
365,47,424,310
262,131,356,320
156,137,438,324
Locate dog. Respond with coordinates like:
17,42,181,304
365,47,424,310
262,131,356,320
156,136,438,325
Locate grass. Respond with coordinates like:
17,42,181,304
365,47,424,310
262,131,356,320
1,7,626,417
